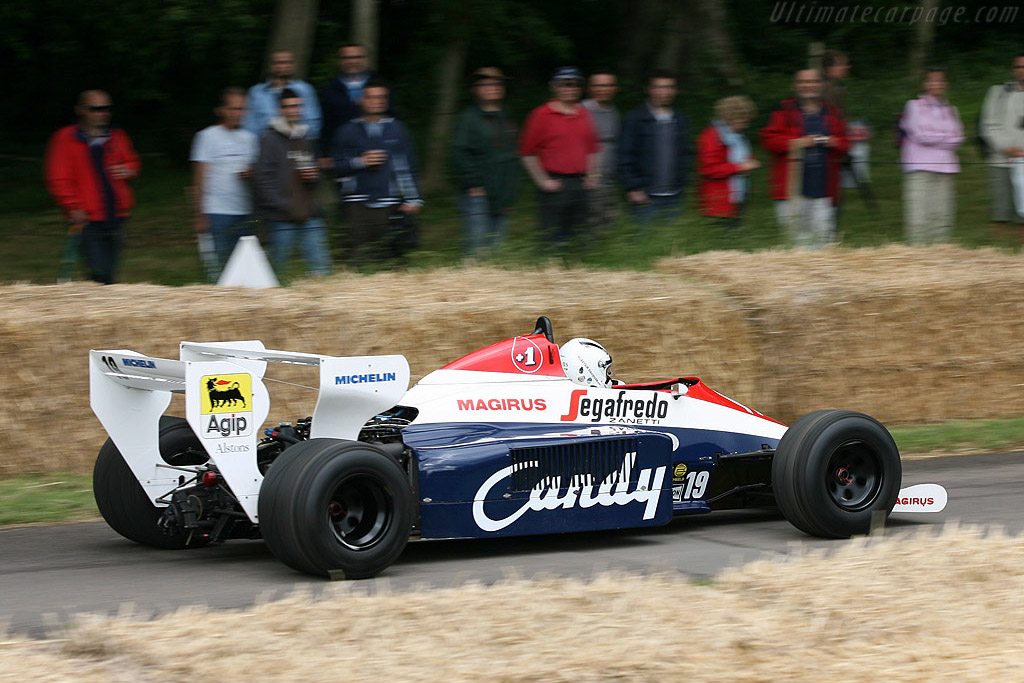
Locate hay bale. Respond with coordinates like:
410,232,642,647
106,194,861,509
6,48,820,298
658,245,1024,422
6,246,1023,477
0,269,758,476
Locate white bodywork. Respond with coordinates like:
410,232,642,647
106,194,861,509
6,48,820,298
90,341,409,523
403,369,789,442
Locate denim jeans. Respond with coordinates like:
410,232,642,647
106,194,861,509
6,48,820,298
269,218,331,275
459,193,507,257
630,194,681,223
206,214,253,267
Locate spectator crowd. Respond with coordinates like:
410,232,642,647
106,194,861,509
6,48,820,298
43,47,1024,284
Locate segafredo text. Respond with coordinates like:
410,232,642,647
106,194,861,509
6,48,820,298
559,389,670,424
472,451,667,532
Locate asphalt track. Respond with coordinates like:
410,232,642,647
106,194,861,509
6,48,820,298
1,452,1021,636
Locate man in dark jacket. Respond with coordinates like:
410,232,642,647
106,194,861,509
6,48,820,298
333,80,422,265
319,43,393,159
618,70,692,222
452,67,519,258
254,88,331,276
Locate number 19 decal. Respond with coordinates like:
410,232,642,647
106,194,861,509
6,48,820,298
673,470,710,501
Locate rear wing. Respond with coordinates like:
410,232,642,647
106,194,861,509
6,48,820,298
90,341,409,523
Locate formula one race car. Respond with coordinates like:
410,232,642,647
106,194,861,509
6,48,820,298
89,317,945,579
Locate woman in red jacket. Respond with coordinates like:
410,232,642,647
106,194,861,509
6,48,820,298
697,96,760,228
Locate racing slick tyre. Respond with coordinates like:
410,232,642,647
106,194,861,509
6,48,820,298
258,439,413,579
93,416,212,550
772,410,901,538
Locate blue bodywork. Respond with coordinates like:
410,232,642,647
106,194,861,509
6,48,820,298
401,422,780,540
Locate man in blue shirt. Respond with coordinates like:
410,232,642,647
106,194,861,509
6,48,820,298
243,50,321,141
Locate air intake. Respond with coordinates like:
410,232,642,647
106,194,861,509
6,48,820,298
508,437,639,492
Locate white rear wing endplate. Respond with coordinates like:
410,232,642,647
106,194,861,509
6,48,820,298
90,342,410,523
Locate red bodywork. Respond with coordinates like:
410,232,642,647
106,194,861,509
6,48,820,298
441,333,784,425
442,334,565,377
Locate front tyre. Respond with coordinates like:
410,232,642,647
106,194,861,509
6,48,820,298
258,439,412,579
93,416,211,549
772,410,901,538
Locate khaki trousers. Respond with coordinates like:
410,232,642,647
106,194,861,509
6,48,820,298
903,171,955,244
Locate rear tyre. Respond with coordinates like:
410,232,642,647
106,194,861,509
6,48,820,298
258,439,412,579
93,416,211,549
772,410,901,538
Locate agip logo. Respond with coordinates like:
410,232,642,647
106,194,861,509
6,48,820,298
200,373,253,439
201,374,252,414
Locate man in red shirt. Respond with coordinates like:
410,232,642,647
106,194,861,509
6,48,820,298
45,90,140,283
519,67,601,245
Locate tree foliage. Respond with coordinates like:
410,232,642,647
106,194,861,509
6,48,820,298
2,0,1021,156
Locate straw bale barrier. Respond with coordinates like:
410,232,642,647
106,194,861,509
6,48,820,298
0,269,756,476
657,244,1024,425
3,525,1024,680
3,245,1022,476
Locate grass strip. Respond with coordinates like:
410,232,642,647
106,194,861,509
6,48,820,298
890,416,1024,457
0,474,96,526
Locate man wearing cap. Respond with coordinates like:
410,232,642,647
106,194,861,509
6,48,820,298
452,67,519,258
519,66,601,246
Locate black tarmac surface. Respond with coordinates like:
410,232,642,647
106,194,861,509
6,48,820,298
1,452,1020,636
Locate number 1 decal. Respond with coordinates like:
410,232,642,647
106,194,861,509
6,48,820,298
511,337,543,374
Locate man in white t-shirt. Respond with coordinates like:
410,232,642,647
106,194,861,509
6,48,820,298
190,87,259,269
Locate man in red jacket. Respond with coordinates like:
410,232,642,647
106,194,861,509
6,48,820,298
45,90,140,283
760,70,847,248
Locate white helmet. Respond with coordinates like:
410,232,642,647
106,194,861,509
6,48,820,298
560,338,614,388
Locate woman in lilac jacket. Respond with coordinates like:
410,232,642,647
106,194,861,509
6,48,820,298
900,68,965,244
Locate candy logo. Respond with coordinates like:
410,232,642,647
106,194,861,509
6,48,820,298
472,451,666,532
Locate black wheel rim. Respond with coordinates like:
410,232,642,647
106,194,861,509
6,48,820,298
824,439,883,512
327,474,393,550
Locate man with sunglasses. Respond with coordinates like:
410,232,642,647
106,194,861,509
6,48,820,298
45,90,140,284
519,66,601,247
